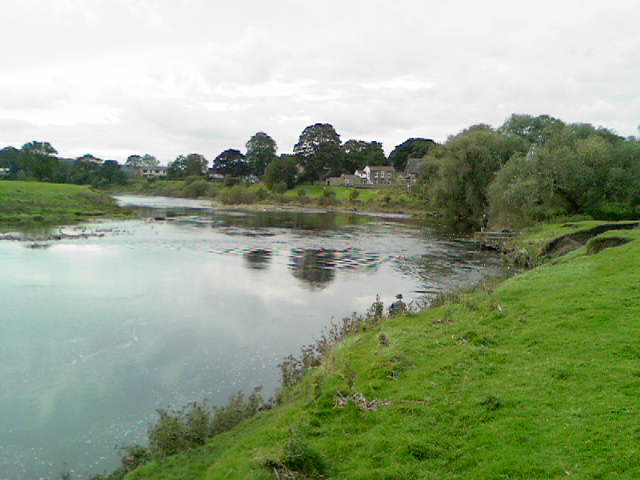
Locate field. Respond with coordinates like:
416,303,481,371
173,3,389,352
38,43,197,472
0,180,127,227
126,223,640,479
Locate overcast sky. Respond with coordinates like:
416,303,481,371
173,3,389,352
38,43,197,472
0,0,638,163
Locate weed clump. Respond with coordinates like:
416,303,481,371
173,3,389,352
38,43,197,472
480,395,504,411
282,433,327,477
147,392,265,458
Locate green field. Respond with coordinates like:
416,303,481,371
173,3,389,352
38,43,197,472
0,180,126,227
123,223,640,479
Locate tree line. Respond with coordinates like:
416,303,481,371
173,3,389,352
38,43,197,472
0,124,427,188
1,114,638,229
413,114,640,229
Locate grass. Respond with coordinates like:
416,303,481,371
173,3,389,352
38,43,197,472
124,223,640,479
0,180,128,228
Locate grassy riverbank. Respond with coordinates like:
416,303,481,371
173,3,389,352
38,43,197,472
0,180,128,228
118,221,640,479
107,179,426,214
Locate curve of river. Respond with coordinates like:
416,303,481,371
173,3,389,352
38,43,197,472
0,195,503,479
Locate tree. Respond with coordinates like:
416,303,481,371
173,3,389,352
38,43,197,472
342,140,386,172
19,141,62,181
388,138,436,171
21,141,57,156
246,132,277,177
497,114,565,146
426,125,528,228
212,149,250,177
293,123,342,182
487,123,640,228
126,154,159,168
168,154,208,178
264,155,298,190
100,160,126,186
0,147,22,177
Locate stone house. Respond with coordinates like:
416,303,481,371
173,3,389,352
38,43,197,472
357,165,397,185
326,173,368,186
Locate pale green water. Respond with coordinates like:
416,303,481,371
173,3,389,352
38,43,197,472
0,196,502,479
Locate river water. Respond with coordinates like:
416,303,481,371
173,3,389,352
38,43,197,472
0,195,502,479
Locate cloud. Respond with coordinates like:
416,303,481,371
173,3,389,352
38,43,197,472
0,0,638,161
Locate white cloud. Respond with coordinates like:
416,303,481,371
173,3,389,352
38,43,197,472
0,0,638,161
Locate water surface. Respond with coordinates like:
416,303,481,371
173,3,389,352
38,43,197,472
0,195,502,479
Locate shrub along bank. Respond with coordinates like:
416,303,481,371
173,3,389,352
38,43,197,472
102,222,640,479
107,178,426,214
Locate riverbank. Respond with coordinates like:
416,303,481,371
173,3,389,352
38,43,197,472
113,220,640,479
106,179,428,216
0,180,130,229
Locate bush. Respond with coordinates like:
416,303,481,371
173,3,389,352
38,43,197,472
182,179,210,198
224,176,240,187
254,186,269,201
318,188,337,206
349,189,360,202
282,432,326,477
148,393,265,459
218,185,257,205
272,182,287,194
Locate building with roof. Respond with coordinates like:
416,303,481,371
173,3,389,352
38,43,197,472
360,165,397,185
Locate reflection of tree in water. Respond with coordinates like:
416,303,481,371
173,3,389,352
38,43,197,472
288,248,390,290
289,249,337,290
243,249,273,270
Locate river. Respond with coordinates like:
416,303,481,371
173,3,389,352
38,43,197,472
0,195,503,479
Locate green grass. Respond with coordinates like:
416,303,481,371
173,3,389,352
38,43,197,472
127,225,640,479
0,180,127,228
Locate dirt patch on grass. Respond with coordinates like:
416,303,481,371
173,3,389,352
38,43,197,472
543,222,639,257
586,236,632,255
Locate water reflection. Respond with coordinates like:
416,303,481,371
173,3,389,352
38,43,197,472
289,249,337,290
244,248,272,270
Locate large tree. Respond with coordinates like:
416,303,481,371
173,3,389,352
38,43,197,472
19,141,62,181
342,140,386,172
125,154,159,168
21,141,57,156
212,149,250,177
0,147,22,176
263,155,298,190
168,153,208,178
293,123,342,182
426,125,528,228
488,127,640,228
388,138,436,171
246,132,277,177
497,114,565,146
